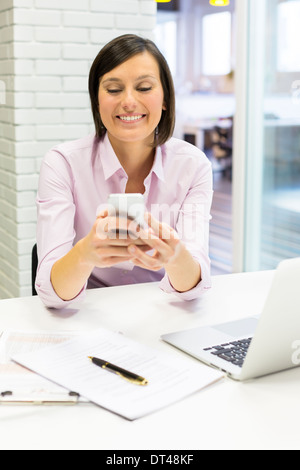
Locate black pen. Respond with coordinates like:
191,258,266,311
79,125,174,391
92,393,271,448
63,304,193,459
88,356,149,386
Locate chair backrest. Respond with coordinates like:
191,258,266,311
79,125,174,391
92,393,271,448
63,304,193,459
31,244,38,296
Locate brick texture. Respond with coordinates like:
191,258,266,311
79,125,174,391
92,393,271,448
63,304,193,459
0,0,156,298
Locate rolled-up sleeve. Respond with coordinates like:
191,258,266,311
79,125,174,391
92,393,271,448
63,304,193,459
35,150,87,309
159,156,213,301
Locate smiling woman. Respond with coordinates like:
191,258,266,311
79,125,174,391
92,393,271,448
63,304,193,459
89,34,175,146
35,34,213,309
98,52,166,149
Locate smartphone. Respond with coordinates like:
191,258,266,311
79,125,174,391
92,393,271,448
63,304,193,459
107,193,145,234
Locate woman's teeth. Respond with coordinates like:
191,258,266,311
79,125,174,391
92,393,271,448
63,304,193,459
119,115,144,122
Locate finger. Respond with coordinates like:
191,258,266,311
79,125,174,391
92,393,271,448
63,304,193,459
131,258,163,271
128,245,165,269
96,216,141,241
145,213,179,244
97,246,136,257
130,246,164,271
96,209,109,219
110,217,141,240
134,230,176,262
144,212,166,239
99,256,134,268
93,237,148,248
94,236,148,248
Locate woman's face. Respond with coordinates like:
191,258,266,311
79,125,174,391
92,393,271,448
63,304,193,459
98,51,166,146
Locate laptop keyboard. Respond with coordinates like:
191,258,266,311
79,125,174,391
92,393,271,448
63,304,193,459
204,338,253,368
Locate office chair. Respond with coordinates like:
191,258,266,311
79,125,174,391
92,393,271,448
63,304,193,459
31,244,38,296
210,119,233,180
211,126,232,157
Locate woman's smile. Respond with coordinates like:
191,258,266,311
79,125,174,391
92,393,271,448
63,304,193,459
116,114,147,123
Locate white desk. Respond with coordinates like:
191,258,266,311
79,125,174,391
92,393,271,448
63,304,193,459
1,271,300,450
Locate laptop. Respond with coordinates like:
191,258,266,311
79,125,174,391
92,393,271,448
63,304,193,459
162,258,300,381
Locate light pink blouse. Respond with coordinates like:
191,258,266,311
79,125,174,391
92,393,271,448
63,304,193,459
36,134,213,308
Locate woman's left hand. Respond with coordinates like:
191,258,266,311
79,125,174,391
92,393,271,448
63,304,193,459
127,212,184,272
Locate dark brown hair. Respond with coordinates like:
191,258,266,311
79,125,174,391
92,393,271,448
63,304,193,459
88,34,175,146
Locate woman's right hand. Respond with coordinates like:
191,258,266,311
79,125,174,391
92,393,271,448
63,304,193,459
50,210,151,302
78,210,149,269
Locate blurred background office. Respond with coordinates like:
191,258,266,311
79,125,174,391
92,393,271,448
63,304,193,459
0,0,299,298
155,0,300,276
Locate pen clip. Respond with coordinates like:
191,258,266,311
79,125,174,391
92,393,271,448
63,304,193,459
115,372,148,386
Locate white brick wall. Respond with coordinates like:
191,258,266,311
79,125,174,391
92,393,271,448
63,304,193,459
0,0,157,299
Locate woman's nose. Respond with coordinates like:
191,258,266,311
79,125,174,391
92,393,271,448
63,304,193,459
121,89,137,111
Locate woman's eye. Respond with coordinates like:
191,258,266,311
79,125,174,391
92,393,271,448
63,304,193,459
106,87,152,94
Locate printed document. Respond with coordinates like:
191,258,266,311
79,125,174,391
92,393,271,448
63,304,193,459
0,330,84,403
11,328,223,420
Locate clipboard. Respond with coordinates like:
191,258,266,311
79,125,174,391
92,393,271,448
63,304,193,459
0,330,88,406
0,390,81,405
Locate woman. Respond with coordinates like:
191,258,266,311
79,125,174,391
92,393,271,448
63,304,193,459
35,34,213,309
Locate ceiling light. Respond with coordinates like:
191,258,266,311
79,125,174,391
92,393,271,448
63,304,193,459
210,0,230,6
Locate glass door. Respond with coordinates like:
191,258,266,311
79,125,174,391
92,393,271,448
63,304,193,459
233,0,300,272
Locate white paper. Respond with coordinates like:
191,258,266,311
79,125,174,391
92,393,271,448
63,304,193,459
12,328,223,420
0,330,85,402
